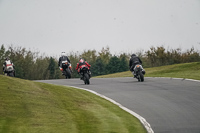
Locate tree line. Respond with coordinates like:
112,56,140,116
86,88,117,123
0,44,199,80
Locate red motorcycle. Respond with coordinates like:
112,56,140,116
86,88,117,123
79,65,91,85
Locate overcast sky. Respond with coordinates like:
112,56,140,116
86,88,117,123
0,0,200,56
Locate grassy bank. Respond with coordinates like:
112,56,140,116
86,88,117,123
95,62,200,80
0,75,146,133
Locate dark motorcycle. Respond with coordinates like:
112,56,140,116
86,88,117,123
60,61,72,79
133,64,145,82
80,65,91,85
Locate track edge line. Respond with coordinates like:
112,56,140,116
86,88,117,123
67,85,154,133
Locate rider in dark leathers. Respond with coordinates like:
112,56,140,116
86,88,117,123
58,52,72,74
129,54,143,75
58,52,71,67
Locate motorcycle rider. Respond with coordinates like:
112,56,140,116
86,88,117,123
129,54,143,77
3,57,15,76
76,58,91,79
58,52,72,74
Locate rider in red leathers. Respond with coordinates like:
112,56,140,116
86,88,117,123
76,58,91,79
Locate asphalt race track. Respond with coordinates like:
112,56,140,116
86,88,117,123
37,77,200,133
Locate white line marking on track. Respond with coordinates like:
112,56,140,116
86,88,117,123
67,85,154,133
146,77,200,82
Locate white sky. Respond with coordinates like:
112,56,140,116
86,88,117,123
0,0,200,56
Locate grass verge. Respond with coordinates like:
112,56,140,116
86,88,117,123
95,62,200,80
0,75,146,133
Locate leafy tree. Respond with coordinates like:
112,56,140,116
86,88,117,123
7,46,25,78
119,53,129,72
98,47,111,64
170,48,182,64
0,45,6,60
146,47,157,67
33,57,50,80
81,50,97,64
0,45,7,74
1,44,199,79
68,51,80,78
106,56,121,74
185,47,200,62
155,46,167,66
92,57,106,76
48,57,56,79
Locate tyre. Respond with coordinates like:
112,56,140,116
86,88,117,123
141,74,144,82
9,72,14,77
84,73,90,85
139,72,144,82
66,69,71,79
84,79,87,84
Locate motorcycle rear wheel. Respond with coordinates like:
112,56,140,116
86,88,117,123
65,69,71,79
8,72,14,77
84,73,90,85
138,72,144,82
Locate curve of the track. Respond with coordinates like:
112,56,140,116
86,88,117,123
37,77,200,133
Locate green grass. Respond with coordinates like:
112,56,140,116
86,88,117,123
0,75,146,133
95,62,200,80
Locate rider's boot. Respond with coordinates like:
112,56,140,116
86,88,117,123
79,73,83,80
132,71,136,78
88,70,92,78
142,69,145,75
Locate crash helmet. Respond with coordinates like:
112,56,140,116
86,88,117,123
61,52,66,57
131,54,136,57
79,58,84,63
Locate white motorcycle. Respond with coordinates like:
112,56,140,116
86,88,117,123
132,64,145,82
4,64,15,77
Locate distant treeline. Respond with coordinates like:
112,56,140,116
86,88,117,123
0,44,199,80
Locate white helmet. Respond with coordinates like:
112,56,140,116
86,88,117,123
61,52,66,57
